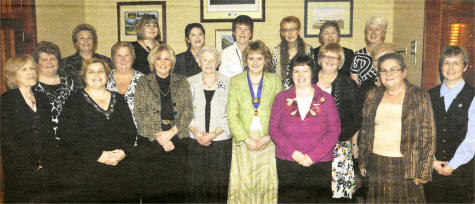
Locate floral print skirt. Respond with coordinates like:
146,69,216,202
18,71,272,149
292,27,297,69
331,140,356,198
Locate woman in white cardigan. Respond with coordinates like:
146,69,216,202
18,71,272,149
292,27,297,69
187,46,232,203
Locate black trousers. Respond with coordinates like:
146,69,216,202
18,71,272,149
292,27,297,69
277,158,333,203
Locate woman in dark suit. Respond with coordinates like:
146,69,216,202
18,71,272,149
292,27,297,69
132,15,161,74
134,44,193,203
58,58,136,202
1,54,55,202
174,23,205,77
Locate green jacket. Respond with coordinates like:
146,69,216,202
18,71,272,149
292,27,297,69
227,71,282,144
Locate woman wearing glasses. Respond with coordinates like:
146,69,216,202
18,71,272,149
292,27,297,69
358,53,436,203
272,16,313,89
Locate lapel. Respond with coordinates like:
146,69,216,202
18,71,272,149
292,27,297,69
446,83,470,114
145,73,161,102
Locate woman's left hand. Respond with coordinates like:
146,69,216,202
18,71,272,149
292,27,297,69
413,178,427,185
155,129,176,145
299,154,313,167
255,136,271,150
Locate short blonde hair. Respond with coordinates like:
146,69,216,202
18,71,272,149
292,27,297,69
147,44,176,73
318,42,345,70
111,41,136,67
242,40,273,73
3,54,37,89
80,57,111,82
370,43,396,58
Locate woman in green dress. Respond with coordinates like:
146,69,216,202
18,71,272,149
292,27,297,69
227,40,282,204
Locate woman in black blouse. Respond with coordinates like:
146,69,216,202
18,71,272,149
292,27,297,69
58,58,137,202
313,42,362,199
174,23,205,77
1,54,55,202
132,15,161,74
33,41,75,142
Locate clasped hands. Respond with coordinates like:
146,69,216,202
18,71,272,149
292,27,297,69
155,128,177,152
97,149,126,166
244,136,271,151
433,160,454,176
194,131,217,146
292,151,313,167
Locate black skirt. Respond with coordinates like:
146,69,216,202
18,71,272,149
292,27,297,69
276,158,333,203
139,135,190,203
188,138,232,203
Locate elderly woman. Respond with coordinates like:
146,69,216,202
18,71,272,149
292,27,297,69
174,23,205,77
314,43,361,199
313,21,354,77
269,54,341,203
350,16,387,85
426,46,474,203
1,54,55,202
359,53,436,203
134,44,193,203
132,15,161,74
227,40,282,204
58,58,136,202
62,23,112,89
219,15,254,78
33,41,75,142
272,16,313,89
187,46,232,202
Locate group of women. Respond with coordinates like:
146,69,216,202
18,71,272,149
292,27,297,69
1,13,473,204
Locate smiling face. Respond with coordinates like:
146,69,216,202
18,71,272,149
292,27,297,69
281,22,300,43
247,52,265,75
186,27,205,49
233,24,252,45
84,62,107,89
75,30,94,53
379,59,406,89
321,26,340,45
15,60,37,88
365,23,385,46
199,52,218,75
143,22,159,40
113,46,134,72
441,54,467,83
154,50,173,78
37,52,59,77
319,51,341,74
292,64,313,89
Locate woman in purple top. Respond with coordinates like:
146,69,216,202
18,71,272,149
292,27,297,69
269,54,341,203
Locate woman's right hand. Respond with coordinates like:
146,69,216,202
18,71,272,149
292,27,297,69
359,167,367,177
292,151,305,163
161,141,175,152
244,138,259,151
97,151,118,165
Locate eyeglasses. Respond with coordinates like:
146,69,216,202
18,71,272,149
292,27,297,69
378,68,402,75
321,55,340,62
281,27,298,33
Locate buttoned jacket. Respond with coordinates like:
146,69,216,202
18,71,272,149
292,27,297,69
134,73,193,141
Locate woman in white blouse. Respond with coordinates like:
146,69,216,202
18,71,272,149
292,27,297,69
188,46,232,203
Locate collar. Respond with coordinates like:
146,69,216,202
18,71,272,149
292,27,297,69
440,79,465,98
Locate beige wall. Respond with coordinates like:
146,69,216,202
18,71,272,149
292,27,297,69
393,0,425,86
36,0,428,85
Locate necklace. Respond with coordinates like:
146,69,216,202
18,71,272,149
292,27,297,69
29,94,36,107
158,86,170,96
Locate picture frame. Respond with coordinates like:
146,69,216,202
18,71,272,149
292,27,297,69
117,1,167,42
201,0,265,22
304,0,353,38
215,29,234,52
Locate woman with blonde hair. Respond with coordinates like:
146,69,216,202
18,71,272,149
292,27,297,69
272,16,313,89
1,54,55,202
227,40,282,203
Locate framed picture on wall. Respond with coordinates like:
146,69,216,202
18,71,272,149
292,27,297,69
215,29,234,52
201,0,265,22
117,1,167,43
304,0,353,38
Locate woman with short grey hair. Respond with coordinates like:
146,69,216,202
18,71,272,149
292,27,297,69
187,46,231,202
350,16,388,85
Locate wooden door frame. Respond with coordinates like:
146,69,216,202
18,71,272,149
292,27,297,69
422,0,443,90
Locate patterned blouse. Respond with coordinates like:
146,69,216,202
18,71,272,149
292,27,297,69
350,48,377,84
34,76,75,140
106,69,144,127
